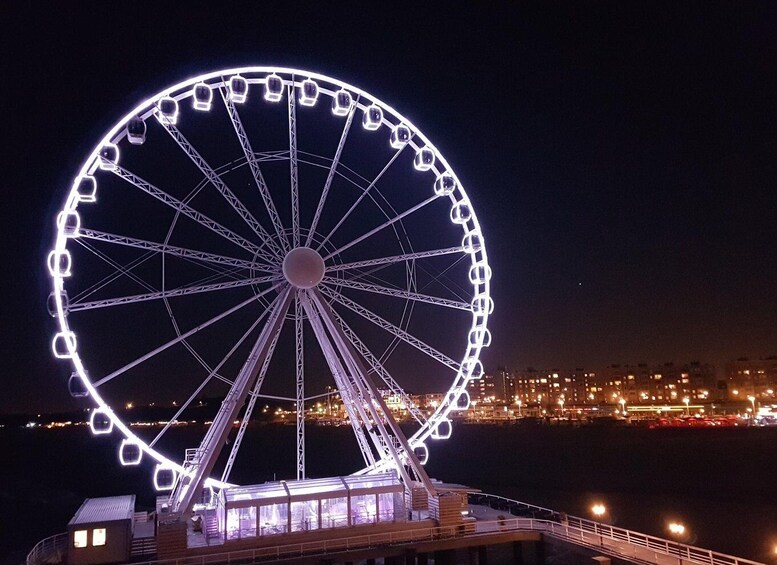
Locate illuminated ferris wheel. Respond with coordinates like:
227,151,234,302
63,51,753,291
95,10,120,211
47,67,492,513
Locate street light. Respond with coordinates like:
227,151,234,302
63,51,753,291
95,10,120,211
558,397,565,416
683,397,690,416
668,522,686,537
516,399,522,418
618,397,626,416
591,503,606,518
747,395,756,419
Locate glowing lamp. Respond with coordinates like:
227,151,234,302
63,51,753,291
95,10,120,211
47,250,72,277
153,465,177,491
390,124,411,149
299,79,319,106
414,147,435,171
98,143,119,171
90,408,113,435
192,82,213,111
57,210,81,238
264,74,283,102
362,104,383,130
157,97,179,125
126,117,146,145
119,439,142,466
450,200,472,224
431,418,452,440
229,75,248,103
52,331,77,359
68,372,89,398
331,89,353,116
75,175,97,203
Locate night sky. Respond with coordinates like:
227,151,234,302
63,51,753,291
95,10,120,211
2,2,776,413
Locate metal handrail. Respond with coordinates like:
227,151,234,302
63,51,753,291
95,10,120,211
472,493,766,565
25,532,68,565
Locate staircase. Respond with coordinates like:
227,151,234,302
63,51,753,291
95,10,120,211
205,508,220,545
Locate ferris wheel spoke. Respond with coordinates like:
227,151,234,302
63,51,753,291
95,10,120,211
315,139,411,252
305,100,358,246
320,286,460,372
112,165,276,266
324,277,470,311
323,195,439,262
93,282,285,389
298,291,378,467
288,83,300,248
221,313,285,484
80,228,265,273
157,119,285,259
326,245,468,273
326,305,427,426
70,274,281,312
220,87,289,253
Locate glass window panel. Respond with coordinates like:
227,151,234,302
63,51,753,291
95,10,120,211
92,528,106,546
378,492,395,522
239,506,256,538
321,496,348,528
291,500,318,532
74,530,88,548
226,508,240,540
259,503,288,536
351,494,377,525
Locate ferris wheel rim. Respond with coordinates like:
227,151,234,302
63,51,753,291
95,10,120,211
48,65,492,490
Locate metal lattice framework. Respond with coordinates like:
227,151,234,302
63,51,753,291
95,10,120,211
46,67,492,517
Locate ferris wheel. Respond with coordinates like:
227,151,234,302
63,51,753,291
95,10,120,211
47,66,492,511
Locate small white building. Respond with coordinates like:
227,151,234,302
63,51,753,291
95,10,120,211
67,495,135,564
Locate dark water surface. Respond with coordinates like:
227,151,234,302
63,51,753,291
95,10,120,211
2,424,776,563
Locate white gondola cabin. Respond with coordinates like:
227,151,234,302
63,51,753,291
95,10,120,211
157,97,178,125
362,104,383,130
126,117,146,145
75,175,97,203
68,372,89,398
331,89,352,116
390,124,411,149
98,143,119,171
192,82,212,111
229,75,248,103
264,74,283,102
299,79,319,106
414,147,435,171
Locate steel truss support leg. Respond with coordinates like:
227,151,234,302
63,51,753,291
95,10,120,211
299,291,377,468
171,286,294,517
307,289,436,496
295,294,305,480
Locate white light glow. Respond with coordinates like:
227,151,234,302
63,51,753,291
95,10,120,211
362,104,383,130
299,79,319,106
264,74,282,102
57,210,81,238
157,96,179,125
98,143,119,171
450,200,472,224
591,503,606,517
74,530,87,548
90,408,114,435
119,438,142,465
228,75,248,103
462,231,483,254
192,82,213,111
154,464,178,491
431,418,452,440
390,124,411,149
127,117,146,145
471,294,494,315
331,89,353,116
469,263,492,285
413,443,429,465
68,372,89,398
92,528,106,546
75,175,97,203
52,331,77,359
668,522,686,535
47,250,72,277
414,148,435,171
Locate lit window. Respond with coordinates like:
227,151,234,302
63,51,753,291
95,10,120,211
93,528,106,546
74,530,88,548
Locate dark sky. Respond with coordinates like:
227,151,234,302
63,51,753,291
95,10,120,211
2,2,776,413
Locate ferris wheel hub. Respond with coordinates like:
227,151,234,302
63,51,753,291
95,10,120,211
282,247,325,289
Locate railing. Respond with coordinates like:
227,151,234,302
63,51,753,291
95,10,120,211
25,532,67,565
26,494,767,565
471,493,766,565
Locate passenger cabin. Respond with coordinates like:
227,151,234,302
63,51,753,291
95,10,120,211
67,495,135,565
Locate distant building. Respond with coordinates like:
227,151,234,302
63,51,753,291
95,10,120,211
725,357,777,401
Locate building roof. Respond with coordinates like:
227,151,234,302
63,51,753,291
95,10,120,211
68,495,136,526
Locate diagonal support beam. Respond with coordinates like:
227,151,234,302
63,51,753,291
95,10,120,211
326,277,471,310
307,289,435,495
172,286,293,517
